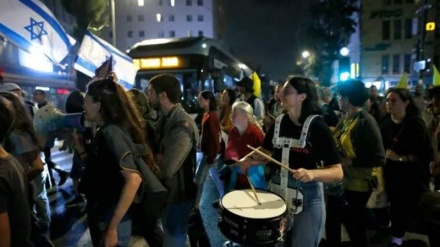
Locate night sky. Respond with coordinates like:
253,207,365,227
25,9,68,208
221,0,316,81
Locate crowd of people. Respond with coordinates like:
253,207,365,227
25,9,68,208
0,72,439,247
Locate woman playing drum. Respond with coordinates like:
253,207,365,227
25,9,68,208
240,76,343,247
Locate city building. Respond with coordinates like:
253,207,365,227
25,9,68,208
415,0,440,84
360,0,419,89
102,0,219,52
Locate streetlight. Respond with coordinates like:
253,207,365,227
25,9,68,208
111,0,116,46
302,50,310,59
339,47,350,57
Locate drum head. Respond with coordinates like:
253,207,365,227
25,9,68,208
221,189,286,219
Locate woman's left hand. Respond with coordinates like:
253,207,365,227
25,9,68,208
385,149,398,161
103,229,118,247
291,168,315,182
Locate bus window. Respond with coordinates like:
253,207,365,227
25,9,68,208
203,76,214,92
223,74,234,89
136,71,200,113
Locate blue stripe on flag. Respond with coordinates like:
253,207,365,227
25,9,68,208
20,0,72,49
118,80,134,89
0,23,35,51
75,56,133,89
85,31,132,63
75,56,97,75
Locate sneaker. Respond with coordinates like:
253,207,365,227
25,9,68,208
65,195,86,208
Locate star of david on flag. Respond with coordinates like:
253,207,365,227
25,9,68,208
0,0,75,64
24,17,47,40
74,31,138,89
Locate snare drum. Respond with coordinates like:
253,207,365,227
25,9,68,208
218,189,287,246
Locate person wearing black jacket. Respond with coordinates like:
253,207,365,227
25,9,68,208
380,88,433,247
329,80,386,247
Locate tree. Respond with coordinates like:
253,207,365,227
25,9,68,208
60,0,109,39
60,0,109,89
302,0,358,86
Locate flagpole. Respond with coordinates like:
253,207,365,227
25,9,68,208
111,0,116,47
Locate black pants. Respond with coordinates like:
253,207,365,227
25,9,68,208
325,194,345,247
343,190,372,247
388,192,420,238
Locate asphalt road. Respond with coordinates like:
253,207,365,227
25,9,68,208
46,142,431,247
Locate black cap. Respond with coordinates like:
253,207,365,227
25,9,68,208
237,77,254,93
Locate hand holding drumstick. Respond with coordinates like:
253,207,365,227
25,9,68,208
245,145,316,183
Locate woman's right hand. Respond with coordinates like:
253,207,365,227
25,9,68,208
238,156,253,174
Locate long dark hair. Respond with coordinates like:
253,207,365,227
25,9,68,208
386,87,419,119
0,96,14,143
224,89,236,107
86,79,159,174
286,76,322,123
0,91,40,149
200,90,217,111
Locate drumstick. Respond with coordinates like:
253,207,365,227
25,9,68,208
246,176,261,205
231,149,258,167
246,145,296,173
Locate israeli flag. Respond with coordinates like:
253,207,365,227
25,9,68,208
0,0,75,64
74,31,137,89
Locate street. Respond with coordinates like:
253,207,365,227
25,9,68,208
46,142,430,247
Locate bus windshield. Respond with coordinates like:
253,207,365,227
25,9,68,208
136,70,201,113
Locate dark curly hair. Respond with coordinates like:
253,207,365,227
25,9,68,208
337,80,368,107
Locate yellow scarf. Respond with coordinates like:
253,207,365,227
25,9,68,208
333,113,361,159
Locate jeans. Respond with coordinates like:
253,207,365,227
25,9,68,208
287,181,325,247
161,201,194,247
30,165,51,231
195,155,223,206
86,200,132,247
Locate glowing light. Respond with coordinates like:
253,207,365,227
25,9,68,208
35,86,50,91
162,57,179,67
56,89,70,95
156,13,162,22
145,58,161,67
302,51,310,59
340,47,350,56
19,49,52,73
202,43,207,48
339,72,350,81
138,0,144,6
170,0,175,6
134,56,180,69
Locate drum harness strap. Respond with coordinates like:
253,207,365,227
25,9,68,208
271,114,319,218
